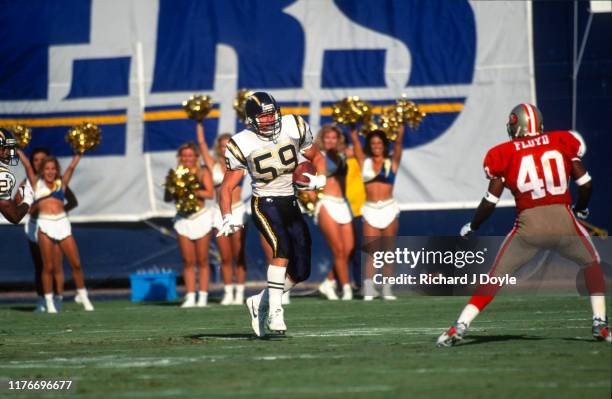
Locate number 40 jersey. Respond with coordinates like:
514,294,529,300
483,130,586,212
224,114,313,197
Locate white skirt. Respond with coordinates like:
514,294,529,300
212,201,247,231
24,215,39,243
361,199,400,229
173,208,213,240
37,213,72,241
314,195,353,225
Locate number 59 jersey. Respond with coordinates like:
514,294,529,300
483,130,586,212
225,114,313,197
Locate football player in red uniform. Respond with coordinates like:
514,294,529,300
437,103,610,346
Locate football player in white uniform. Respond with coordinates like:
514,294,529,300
218,92,326,337
0,128,33,223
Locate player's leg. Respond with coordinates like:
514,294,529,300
380,218,399,300
38,231,58,313
362,220,382,300
194,233,211,307
438,228,539,346
59,236,94,311
177,235,197,308
231,228,247,304
558,207,609,341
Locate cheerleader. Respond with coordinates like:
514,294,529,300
164,142,214,307
19,151,93,313
196,123,247,305
313,125,354,300
16,148,77,312
350,125,405,300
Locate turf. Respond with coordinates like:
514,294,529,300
0,296,610,399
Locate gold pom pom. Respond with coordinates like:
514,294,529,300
233,89,255,123
396,95,426,130
182,95,213,122
164,165,202,214
5,125,32,148
332,96,373,128
65,122,102,154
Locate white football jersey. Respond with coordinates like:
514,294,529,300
225,114,313,197
0,164,16,201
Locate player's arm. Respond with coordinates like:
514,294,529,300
64,186,78,212
62,153,82,187
196,167,215,200
219,169,243,216
0,199,30,224
196,122,216,170
350,128,366,168
391,124,405,173
571,159,592,219
461,178,504,236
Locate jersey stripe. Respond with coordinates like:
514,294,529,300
226,139,247,166
293,115,305,146
253,197,278,257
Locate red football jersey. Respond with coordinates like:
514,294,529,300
483,131,585,212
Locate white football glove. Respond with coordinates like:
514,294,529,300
299,173,326,191
19,184,34,207
460,222,473,238
573,207,589,220
216,214,243,237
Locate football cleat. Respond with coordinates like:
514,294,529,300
592,317,611,343
246,291,268,338
437,322,468,347
318,279,339,300
267,307,287,334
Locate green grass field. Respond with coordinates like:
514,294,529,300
1,295,610,399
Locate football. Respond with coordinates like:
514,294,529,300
293,161,316,188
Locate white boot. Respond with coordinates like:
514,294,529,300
363,279,379,301
77,288,94,311
220,285,234,305
45,294,57,314
382,284,397,300
181,292,196,308
318,278,339,300
34,296,46,313
341,284,353,301
233,284,245,305
281,290,291,305
197,291,208,307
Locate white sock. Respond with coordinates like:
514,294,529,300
284,276,296,293
77,288,88,298
224,285,234,295
457,304,480,326
590,295,606,320
235,284,245,295
184,292,195,300
267,265,286,310
198,291,208,303
44,293,54,302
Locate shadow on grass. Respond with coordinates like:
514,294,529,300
186,333,289,341
9,306,36,312
459,334,544,346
